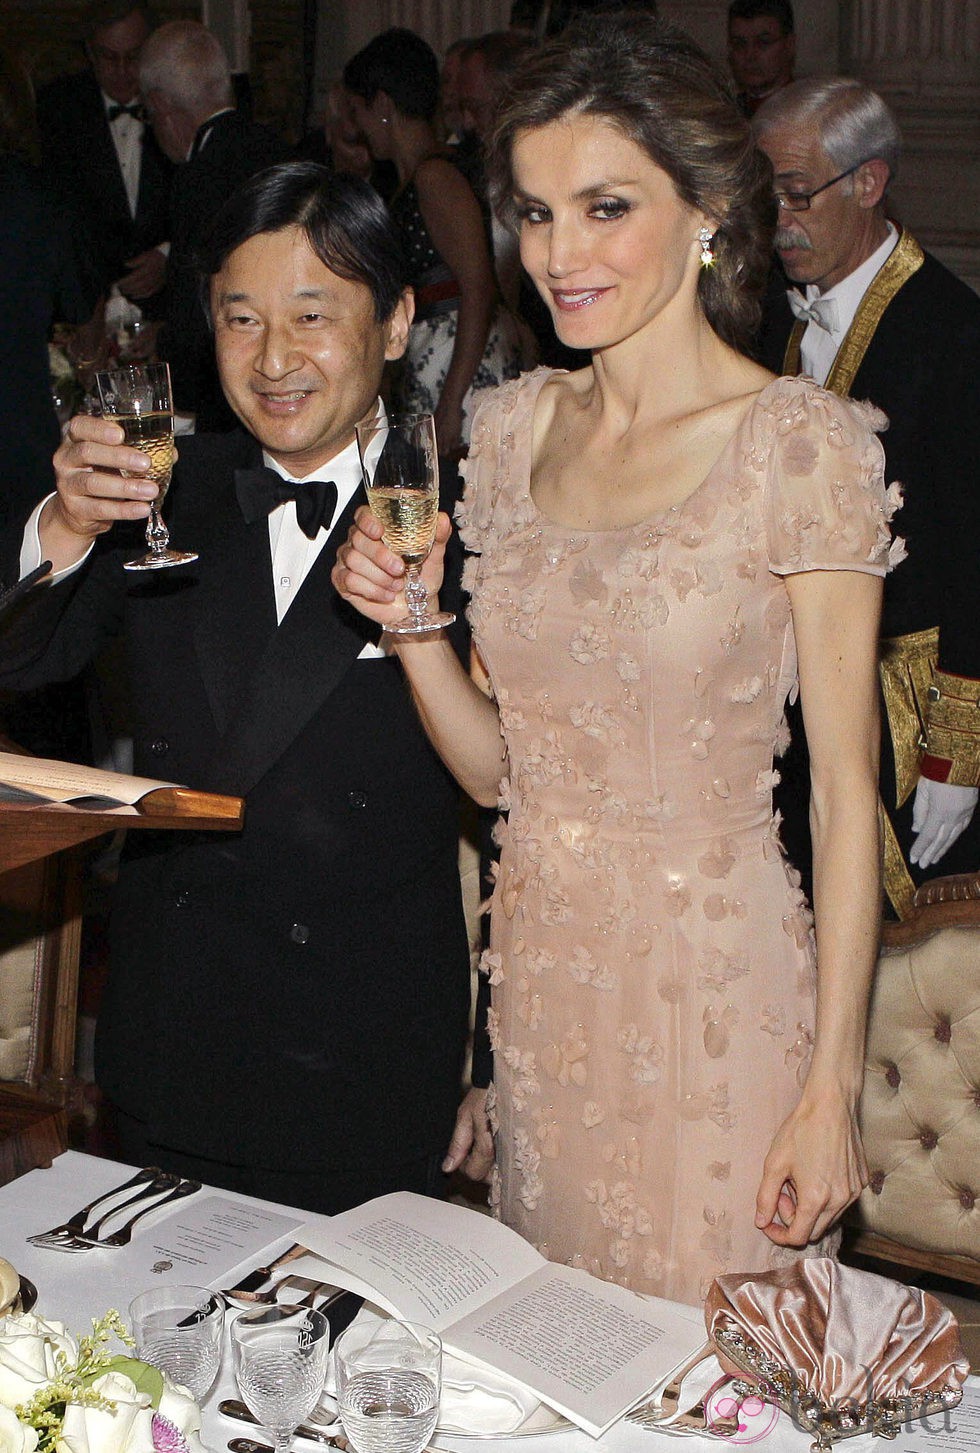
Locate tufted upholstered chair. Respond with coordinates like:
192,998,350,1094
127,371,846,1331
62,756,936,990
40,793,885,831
850,872,980,1284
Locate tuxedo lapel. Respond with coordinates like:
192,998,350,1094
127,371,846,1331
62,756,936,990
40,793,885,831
192,466,278,740
202,484,382,797
87,101,133,226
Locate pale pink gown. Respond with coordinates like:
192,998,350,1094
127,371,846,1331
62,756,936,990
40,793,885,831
457,370,900,1307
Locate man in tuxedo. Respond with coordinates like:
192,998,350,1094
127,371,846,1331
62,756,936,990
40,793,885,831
727,0,795,119
36,1,172,305
138,21,287,429
0,165,472,1212
754,78,980,918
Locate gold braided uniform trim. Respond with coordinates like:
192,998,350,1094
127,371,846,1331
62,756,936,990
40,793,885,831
881,802,916,920
781,229,925,395
924,669,980,787
879,627,938,807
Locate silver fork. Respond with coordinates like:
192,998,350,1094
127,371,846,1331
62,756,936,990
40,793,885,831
71,1177,203,1248
27,1166,165,1248
35,1172,182,1252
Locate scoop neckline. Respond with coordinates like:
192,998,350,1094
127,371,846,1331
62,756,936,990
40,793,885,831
521,369,785,536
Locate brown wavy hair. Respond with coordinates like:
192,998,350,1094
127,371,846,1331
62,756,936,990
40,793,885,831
486,12,775,351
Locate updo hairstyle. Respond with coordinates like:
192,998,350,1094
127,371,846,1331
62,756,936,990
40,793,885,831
486,12,775,352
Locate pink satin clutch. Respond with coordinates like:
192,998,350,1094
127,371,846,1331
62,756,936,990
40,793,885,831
705,1259,969,1450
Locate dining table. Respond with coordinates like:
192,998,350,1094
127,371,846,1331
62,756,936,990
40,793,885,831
2,1151,977,1453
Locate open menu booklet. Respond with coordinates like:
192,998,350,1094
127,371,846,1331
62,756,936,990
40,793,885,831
299,1192,705,1439
0,751,183,811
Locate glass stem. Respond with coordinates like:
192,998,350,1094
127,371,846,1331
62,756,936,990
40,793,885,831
146,502,170,557
404,565,429,623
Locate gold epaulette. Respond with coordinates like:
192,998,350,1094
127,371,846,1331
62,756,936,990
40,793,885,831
921,669,980,788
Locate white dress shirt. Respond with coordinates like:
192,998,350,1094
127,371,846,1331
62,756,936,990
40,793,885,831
263,434,365,625
797,223,899,384
104,89,143,218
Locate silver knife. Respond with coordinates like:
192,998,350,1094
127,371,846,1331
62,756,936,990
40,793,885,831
220,1404,340,1446
228,1437,342,1453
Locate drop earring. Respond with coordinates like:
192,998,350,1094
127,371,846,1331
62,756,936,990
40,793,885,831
698,226,715,267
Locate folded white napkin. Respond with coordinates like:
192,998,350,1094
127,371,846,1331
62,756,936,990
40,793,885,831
324,1308,542,1436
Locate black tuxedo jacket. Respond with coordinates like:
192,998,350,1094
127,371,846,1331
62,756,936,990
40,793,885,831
36,70,172,299
0,431,471,1173
759,247,980,886
162,111,288,429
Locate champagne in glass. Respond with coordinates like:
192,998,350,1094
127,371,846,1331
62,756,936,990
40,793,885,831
95,361,197,570
356,412,455,636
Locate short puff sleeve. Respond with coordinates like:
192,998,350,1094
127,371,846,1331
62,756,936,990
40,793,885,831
761,377,905,577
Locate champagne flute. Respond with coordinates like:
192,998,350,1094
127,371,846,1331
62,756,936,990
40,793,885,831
95,361,198,571
335,1319,441,1453
232,1305,330,1453
355,412,455,636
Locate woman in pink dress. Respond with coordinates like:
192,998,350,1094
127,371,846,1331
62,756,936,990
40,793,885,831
334,15,900,1307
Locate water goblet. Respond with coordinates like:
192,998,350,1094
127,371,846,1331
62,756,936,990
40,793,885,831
355,411,455,636
129,1285,225,1401
232,1304,330,1453
335,1319,441,1453
95,360,198,570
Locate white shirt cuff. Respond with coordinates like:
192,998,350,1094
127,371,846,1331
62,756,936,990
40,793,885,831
20,495,94,583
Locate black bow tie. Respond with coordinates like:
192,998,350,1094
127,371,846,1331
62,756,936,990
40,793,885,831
235,467,339,540
107,102,144,122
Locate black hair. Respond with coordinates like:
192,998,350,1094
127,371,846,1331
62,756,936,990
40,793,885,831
197,162,407,324
343,28,440,123
728,0,794,34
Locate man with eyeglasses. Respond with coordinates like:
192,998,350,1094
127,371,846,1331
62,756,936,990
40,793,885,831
36,2,172,306
754,77,980,920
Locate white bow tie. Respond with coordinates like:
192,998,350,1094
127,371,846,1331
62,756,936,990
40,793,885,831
787,290,839,334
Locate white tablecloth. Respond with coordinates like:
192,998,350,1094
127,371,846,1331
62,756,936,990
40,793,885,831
2,1152,977,1453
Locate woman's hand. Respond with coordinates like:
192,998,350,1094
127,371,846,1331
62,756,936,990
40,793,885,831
755,1081,868,1246
442,1087,494,1182
332,503,452,629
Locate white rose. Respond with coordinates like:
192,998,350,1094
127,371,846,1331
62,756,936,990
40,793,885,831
57,1371,150,1453
56,1370,206,1453
0,1405,38,1453
0,1315,78,1410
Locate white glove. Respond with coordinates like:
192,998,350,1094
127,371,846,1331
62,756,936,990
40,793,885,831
909,776,979,869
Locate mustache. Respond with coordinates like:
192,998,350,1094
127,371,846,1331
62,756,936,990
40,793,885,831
775,227,813,251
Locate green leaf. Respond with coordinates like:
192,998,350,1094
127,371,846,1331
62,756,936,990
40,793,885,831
88,1356,165,1407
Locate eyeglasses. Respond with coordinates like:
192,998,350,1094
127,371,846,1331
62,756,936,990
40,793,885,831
773,163,863,212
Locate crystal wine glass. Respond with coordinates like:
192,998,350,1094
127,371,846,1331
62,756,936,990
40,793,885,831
335,1319,441,1453
355,412,455,636
95,361,198,571
129,1285,225,1400
232,1304,330,1453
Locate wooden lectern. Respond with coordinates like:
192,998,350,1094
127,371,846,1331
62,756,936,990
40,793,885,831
0,768,243,1184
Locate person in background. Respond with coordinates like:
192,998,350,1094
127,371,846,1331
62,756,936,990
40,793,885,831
0,49,97,551
727,0,795,118
344,28,527,455
0,47,100,763
456,34,535,315
439,38,471,144
0,163,474,1214
138,19,287,430
754,78,980,918
334,15,894,1305
36,1,172,308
